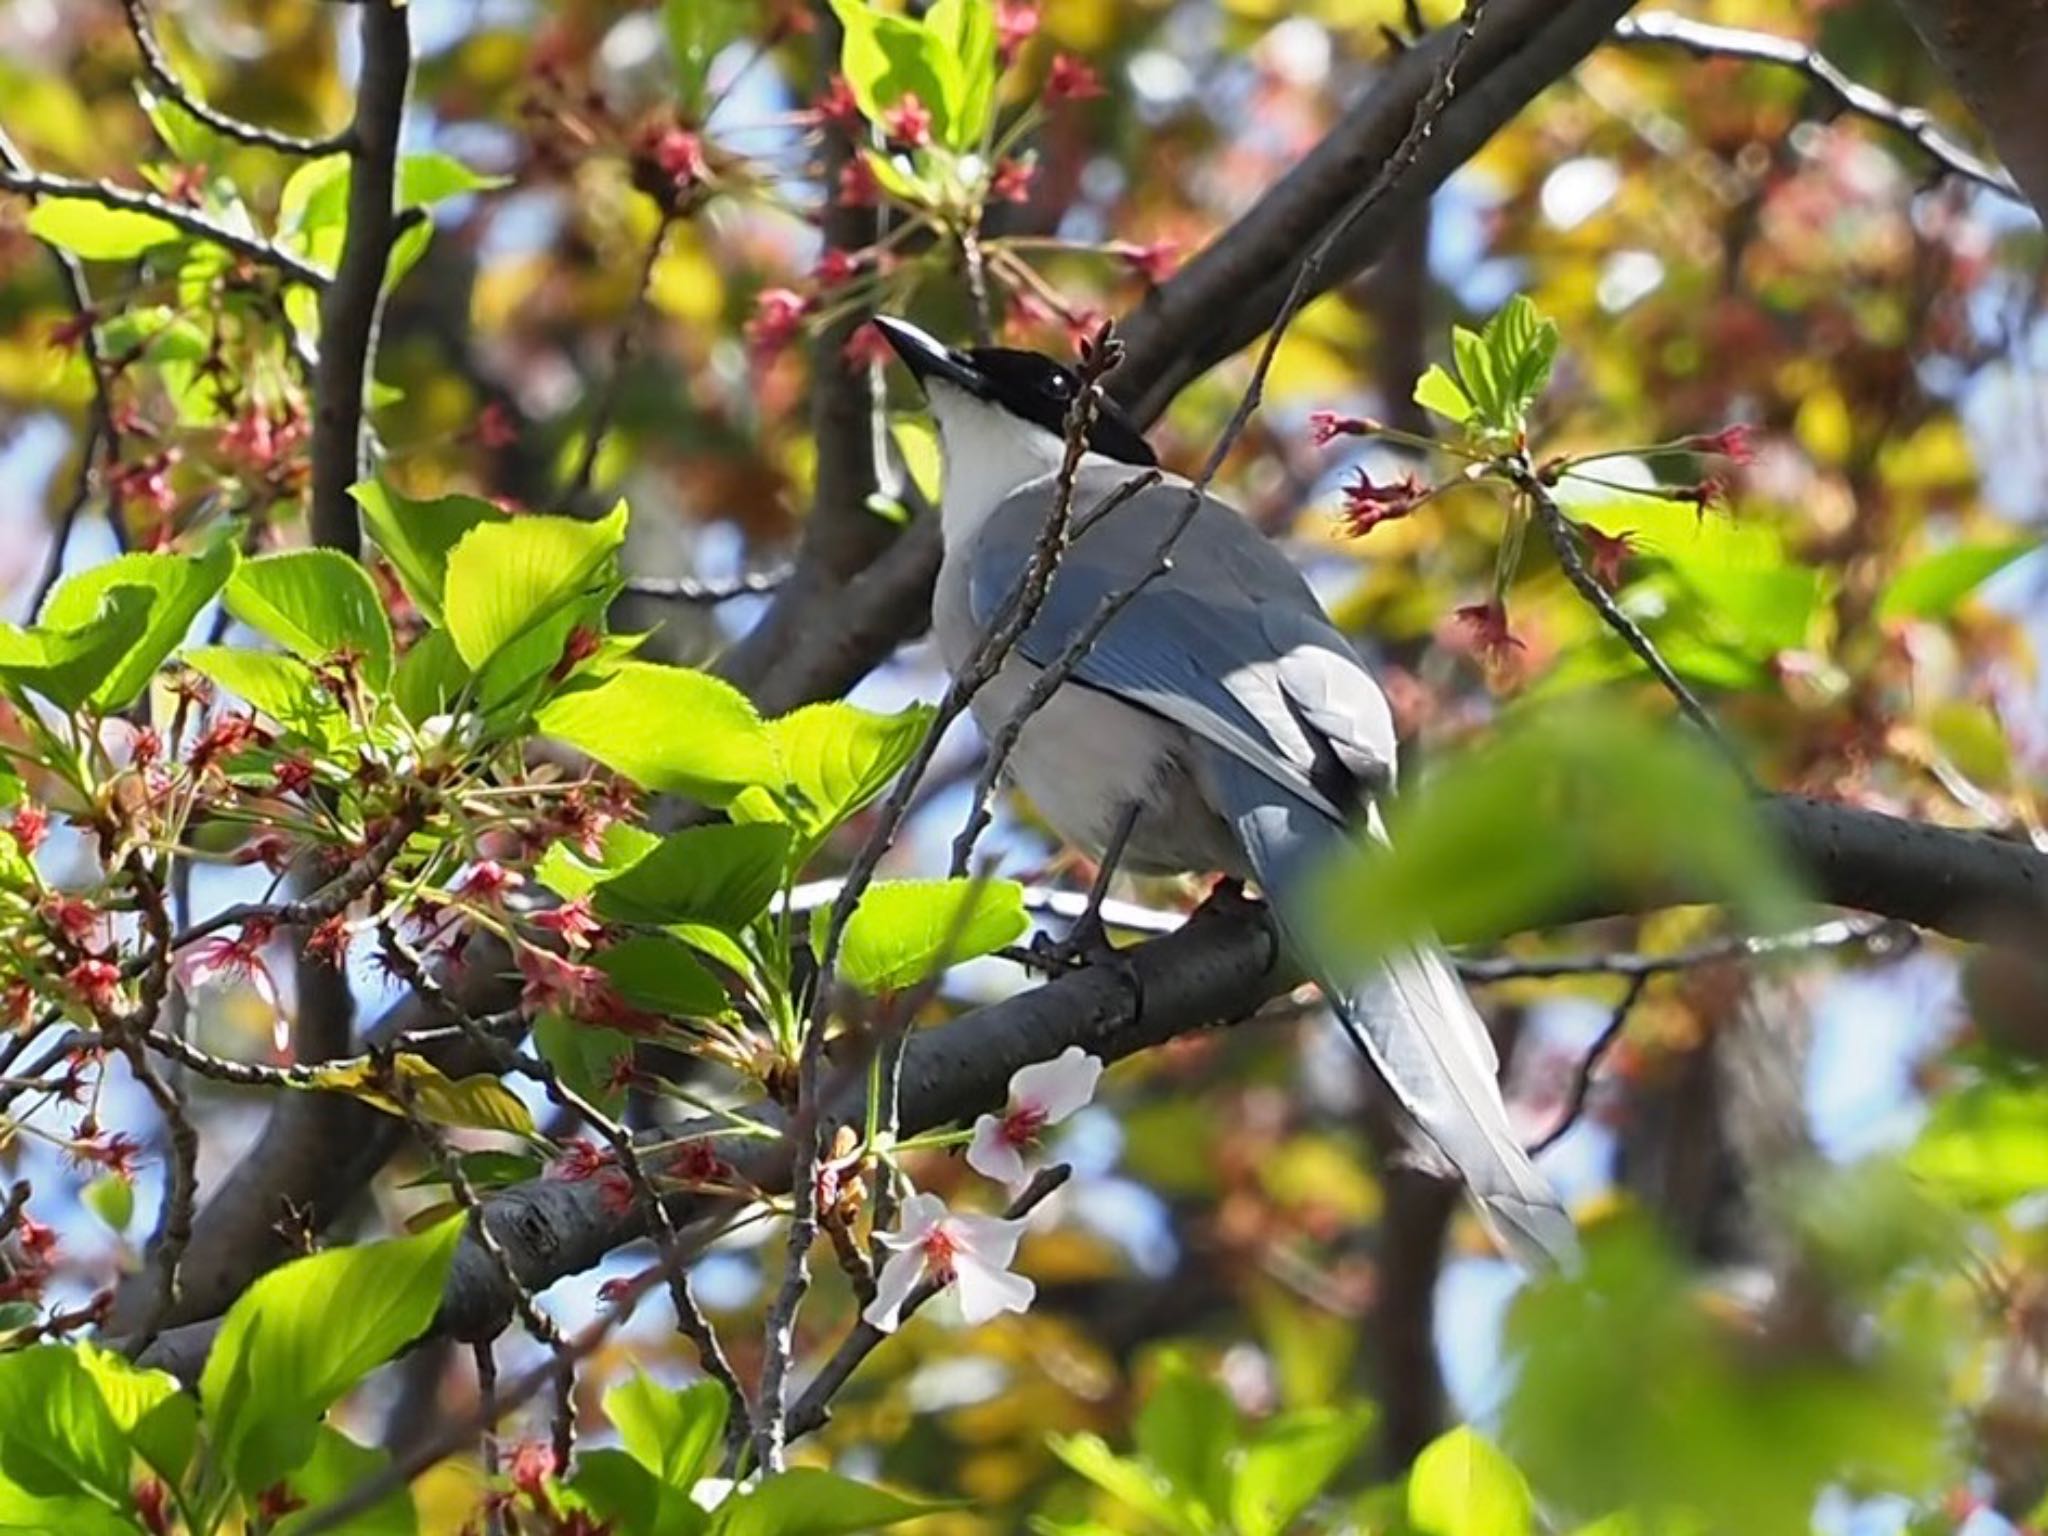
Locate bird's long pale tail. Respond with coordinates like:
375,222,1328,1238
1200,753,1576,1268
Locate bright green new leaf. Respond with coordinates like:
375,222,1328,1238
1412,364,1473,424
27,198,180,259
225,549,394,685
1907,1080,2048,1206
1878,540,2039,623
708,1468,947,1536
96,305,209,364
351,481,506,627
593,935,729,1018
40,540,235,709
571,1447,680,1536
826,878,1028,994
0,1346,134,1505
442,502,627,669
738,701,935,847
594,823,792,930
536,663,780,804
1309,702,1799,958
1046,1435,1183,1529
535,822,662,900
827,0,958,144
1408,1427,1533,1536
73,1343,193,1487
0,585,155,711
272,1427,418,1536
1230,1407,1376,1536
925,0,998,147
201,1216,465,1495
280,153,352,270
81,1175,132,1233
1449,325,1501,429
1133,1353,1236,1516
400,1149,545,1193
391,629,470,726
608,1374,727,1503
1483,294,1560,425
400,151,509,208
184,646,335,736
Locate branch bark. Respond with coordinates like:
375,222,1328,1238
1890,0,2048,222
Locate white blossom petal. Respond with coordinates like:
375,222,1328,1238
966,1115,1028,1187
862,1246,925,1333
1008,1046,1103,1125
948,1211,1031,1271
951,1248,1036,1324
873,1190,947,1251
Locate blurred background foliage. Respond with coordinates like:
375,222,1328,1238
3,0,2047,1531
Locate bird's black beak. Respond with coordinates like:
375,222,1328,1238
873,315,987,395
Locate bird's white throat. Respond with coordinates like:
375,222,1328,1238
926,380,1131,547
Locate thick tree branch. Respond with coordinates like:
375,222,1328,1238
1890,0,2048,223
308,0,411,557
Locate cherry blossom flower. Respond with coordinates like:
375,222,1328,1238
862,1191,1035,1332
648,126,708,189
133,1480,171,1536
995,0,1039,62
746,288,811,359
814,247,861,287
1683,424,1755,465
533,896,602,949
1453,599,1525,665
1117,239,1178,285
842,321,895,370
883,93,932,148
836,155,880,208
812,75,862,133
516,947,609,1018
1308,410,1377,446
65,959,124,1014
1678,475,1728,518
41,894,102,948
1046,54,1104,103
1339,468,1428,537
989,156,1035,204
456,860,524,903
8,804,47,856
1580,524,1635,590
968,1044,1102,1187
306,914,352,968
175,921,285,1048
475,401,519,450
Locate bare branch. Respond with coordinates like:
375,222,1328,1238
309,0,411,557
623,567,792,603
119,0,350,157
1527,972,1651,1155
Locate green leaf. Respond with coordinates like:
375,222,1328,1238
96,304,208,364
1907,1080,2048,1205
0,585,155,711
391,629,470,726
827,0,958,143
0,1345,133,1505
201,1217,465,1495
593,935,729,1018
608,1374,726,1533
537,663,779,805
273,1427,418,1536
308,1053,537,1136
708,1469,946,1536
1134,1354,1236,1516
351,481,506,628
225,550,394,685
1046,1435,1183,1530
1309,702,1799,958
399,1149,544,1192
1449,325,1500,429
534,1012,635,1115
924,0,998,147
40,540,236,709
399,151,508,208
594,823,793,930
571,1447,679,1536
1412,364,1472,425
443,502,627,670
81,1175,133,1233
1878,540,2039,622
183,647,335,736
0,1489,139,1536
1230,1407,1375,1536
1481,294,1560,425
826,878,1028,994
74,1343,193,1486
664,0,749,115
279,153,351,269
1407,1427,1533,1536
535,823,662,901
27,198,179,259
739,702,934,849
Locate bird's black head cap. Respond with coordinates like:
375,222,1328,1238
873,315,1158,468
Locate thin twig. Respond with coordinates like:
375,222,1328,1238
1529,481,1758,790
0,167,329,287
120,0,351,156
565,213,673,505
1527,972,1651,1155
1610,11,2022,203
1458,913,1910,984
165,803,421,952
785,1164,1070,1443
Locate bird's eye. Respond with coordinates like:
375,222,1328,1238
1046,373,1071,397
